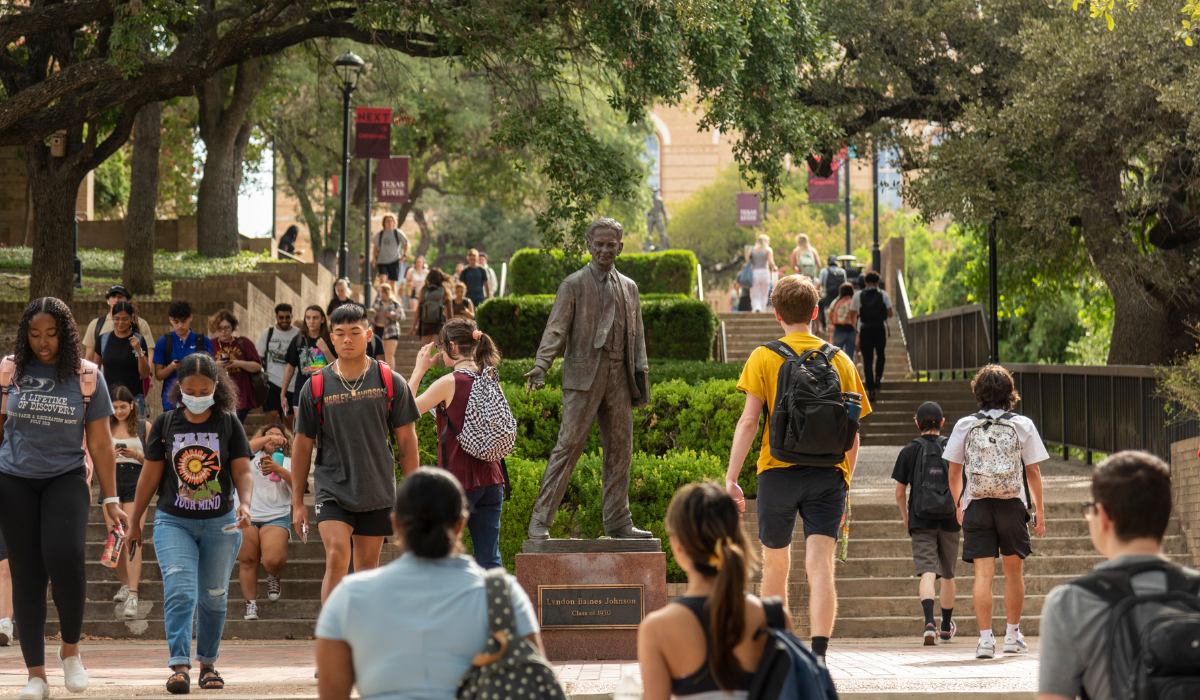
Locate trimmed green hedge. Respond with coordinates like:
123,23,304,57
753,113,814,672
509,249,698,295
459,452,726,580
418,358,744,390
478,295,718,361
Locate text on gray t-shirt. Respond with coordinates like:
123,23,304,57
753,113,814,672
374,229,408,265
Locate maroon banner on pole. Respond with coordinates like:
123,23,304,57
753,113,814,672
376,157,410,202
736,193,761,226
807,156,842,203
355,107,392,159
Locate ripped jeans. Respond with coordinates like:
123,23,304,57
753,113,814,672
153,510,242,668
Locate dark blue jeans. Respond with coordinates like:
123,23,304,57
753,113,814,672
466,483,504,569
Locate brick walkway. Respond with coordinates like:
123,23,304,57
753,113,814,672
0,638,1040,697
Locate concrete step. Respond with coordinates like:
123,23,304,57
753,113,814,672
86,578,328,602
836,595,1046,619
47,618,316,640
744,499,1087,520
50,598,323,623
86,521,328,542
84,539,330,561
86,558,355,581
834,615,1043,638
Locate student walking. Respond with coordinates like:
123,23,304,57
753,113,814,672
126,354,254,694
208,310,263,423
238,424,294,621
746,235,776,312
827,283,857,359
817,256,845,334
95,300,151,420
292,304,420,602
280,306,334,417
891,401,959,645
724,275,869,661
789,233,821,279
153,300,214,411
460,249,491,308
407,318,509,569
371,283,404,363
479,252,500,298
327,279,353,317
452,282,476,319
255,304,301,430
1038,452,1200,700
945,365,1048,659
82,285,155,364
412,269,455,344
405,256,428,312
851,271,893,402
639,482,781,700
0,297,125,700
371,214,409,289
105,386,153,620
315,468,549,698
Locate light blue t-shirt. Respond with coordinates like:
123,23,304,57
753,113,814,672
316,553,540,700
0,359,114,478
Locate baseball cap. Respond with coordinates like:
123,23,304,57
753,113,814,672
105,284,132,299
827,255,838,266
916,401,943,425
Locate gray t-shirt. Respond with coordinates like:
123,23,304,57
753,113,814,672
1039,555,1173,700
0,359,114,478
255,325,302,388
295,360,420,512
374,229,408,265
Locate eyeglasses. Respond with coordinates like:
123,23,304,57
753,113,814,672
1080,501,1098,517
217,325,233,332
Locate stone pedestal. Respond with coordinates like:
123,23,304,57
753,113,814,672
515,539,666,661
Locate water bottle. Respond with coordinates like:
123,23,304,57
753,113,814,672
268,450,285,482
613,670,642,700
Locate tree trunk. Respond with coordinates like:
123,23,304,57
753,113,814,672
124,102,162,295
26,143,89,303
196,59,267,257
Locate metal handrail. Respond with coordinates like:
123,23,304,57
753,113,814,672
905,303,991,376
895,268,912,371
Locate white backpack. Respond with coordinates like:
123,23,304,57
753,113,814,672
798,250,819,278
443,367,517,462
963,411,1024,500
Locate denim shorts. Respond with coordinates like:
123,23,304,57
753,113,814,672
253,514,292,532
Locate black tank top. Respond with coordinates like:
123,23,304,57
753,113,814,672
669,596,755,697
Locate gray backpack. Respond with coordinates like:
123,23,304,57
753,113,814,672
456,570,565,700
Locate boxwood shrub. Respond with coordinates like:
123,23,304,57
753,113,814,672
509,248,699,296
417,358,744,391
478,295,718,360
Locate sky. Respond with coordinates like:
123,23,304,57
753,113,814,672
238,147,275,238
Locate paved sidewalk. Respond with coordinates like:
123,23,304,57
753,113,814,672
0,638,1040,697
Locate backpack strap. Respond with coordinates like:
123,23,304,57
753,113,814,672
999,412,1016,421
762,596,787,630
764,340,798,362
0,355,15,415
377,360,395,430
93,315,106,350
817,342,838,362
1069,560,1198,606
78,359,98,405
100,331,110,356
311,368,325,426
472,569,517,667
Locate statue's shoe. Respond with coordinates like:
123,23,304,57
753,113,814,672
527,521,550,540
605,525,654,539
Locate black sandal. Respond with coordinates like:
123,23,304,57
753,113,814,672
166,670,190,695
198,668,224,690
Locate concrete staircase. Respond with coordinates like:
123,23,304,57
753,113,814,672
737,500,1192,638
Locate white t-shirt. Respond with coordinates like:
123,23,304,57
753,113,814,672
943,408,1050,509
247,450,293,522
256,325,302,388
850,287,893,331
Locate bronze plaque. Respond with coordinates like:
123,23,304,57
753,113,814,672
537,584,644,629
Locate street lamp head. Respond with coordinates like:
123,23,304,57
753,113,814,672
333,51,365,86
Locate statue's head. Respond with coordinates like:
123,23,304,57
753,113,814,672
586,218,624,272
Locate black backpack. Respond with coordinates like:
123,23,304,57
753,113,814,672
823,267,845,296
763,341,858,468
910,436,955,520
749,598,839,700
421,285,447,325
858,288,888,328
1070,560,1200,700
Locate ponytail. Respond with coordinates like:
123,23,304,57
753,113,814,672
438,317,501,369
665,482,756,691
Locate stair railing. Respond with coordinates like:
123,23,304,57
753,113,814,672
895,268,913,372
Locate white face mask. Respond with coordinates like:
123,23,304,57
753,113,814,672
181,391,216,414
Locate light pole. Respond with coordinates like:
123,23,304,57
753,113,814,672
334,51,365,280
988,218,1000,364
871,146,881,274
843,150,852,256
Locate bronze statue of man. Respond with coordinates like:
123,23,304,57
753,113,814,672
524,218,652,539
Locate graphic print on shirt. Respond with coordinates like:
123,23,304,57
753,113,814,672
171,431,223,510
10,376,79,428
215,339,246,374
299,345,327,377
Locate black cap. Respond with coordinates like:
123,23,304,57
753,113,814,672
916,401,943,425
827,255,838,265
105,284,132,299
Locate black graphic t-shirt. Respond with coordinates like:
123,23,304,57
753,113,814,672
145,408,253,519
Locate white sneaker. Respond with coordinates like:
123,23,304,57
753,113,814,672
113,584,130,602
17,677,49,700
976,636,995,659
0,617,13,646
1003,631,1029,653
60,650,88,692
244,600,259,620
122,594,139,619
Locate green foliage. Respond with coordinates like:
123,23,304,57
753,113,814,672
416,358,744,391
477,295,717,360
94,146,131,221
509,249,698,295
0,248,285,278
1156,326,1200,420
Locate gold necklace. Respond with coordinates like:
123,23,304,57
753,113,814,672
334,359,368,397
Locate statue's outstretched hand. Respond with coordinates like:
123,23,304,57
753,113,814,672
524,366,546,394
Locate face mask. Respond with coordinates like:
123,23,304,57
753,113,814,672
181,392,216,414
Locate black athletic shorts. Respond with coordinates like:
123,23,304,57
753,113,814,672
377,261,401,282
756,466,847,549
97,464,142,504
961,497,1031,562
263,382,293,415
314,500,393,537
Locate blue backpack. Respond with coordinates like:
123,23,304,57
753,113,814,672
749,598,838,700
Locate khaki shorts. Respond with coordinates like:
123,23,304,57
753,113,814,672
911,528,960,579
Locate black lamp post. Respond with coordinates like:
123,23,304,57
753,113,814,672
871,146,881,275
988,218,1000,364
334,51,365,280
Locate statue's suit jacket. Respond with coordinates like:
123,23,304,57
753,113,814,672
534,264,649,406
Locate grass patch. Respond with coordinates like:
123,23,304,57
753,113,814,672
0,248,285,278
0,273,174,303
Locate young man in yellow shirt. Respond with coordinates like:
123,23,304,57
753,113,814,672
725,274,870,661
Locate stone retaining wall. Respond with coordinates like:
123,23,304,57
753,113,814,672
1171,437,1200,560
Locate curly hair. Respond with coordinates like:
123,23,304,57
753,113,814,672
13,297,83,383
972,364,1021,411
207,308,239,335
168,353,240,414
253,423,293,458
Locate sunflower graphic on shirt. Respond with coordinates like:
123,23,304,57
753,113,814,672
170,433,223,507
